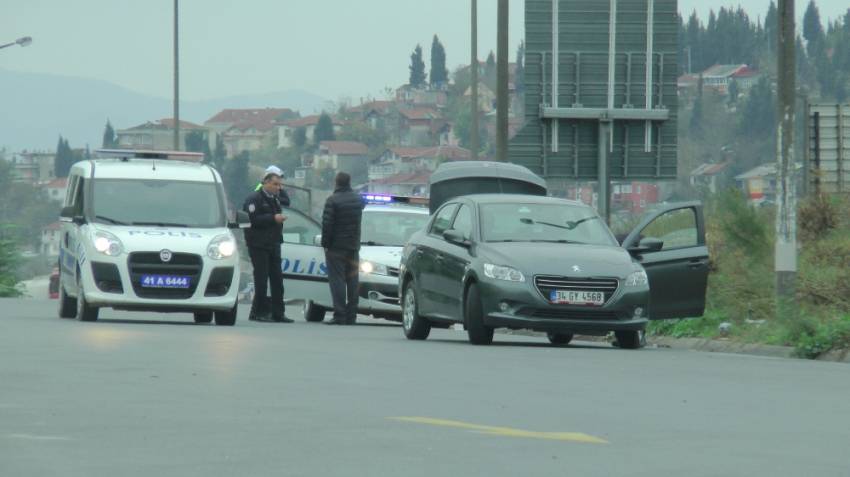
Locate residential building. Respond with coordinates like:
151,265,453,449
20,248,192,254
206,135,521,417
395,85,448,107
116,118,208,151
734,163,803,205
690,161,733,194
611,182,659,214
43,177,68,203
278,115,344,149
205,108,297,155
310,141,370,185
398,108,446,146
41,222,62,257
368,145,471,183
8,151,56,184
464,83,497,113
368,171,432,197
345,100,394,129
701,64,761,95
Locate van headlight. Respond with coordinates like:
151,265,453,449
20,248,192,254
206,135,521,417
360,260,389,276
625,270,648,287
92,230,123,256
207,234,236,260
483,263,525,282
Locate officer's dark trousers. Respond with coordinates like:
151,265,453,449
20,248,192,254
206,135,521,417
325,249,359,323
249,246,284,317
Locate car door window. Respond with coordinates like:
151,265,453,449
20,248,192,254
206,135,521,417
430,203,458,237
451,204,473,240
282,207,321,245
640,208,699,250
73,178,85,216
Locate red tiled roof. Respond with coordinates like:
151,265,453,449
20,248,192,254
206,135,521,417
372,171,432,185
319,141,368,156
399,108,442,120
283,115,344,128
126,118,205,131
386,145,471,160
45,178,67,189
206,108,295,125
732,66,759,78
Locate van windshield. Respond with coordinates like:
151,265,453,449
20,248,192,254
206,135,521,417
91,179,226,228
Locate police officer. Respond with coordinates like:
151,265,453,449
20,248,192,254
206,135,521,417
243,170,293,323
255,165,291,207
321,172,365,325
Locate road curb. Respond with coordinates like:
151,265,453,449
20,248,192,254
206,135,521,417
497,329,850,363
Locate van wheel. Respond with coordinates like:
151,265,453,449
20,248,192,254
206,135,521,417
547,332,573,346
304,301,327,322
465,283,493,345
194,312,213,324
76,292,99,322
614,330,643,349
402,282,430,340
215,303,237,326
58,281,77,319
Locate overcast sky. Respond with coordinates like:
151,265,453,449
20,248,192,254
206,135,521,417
3,1,848,102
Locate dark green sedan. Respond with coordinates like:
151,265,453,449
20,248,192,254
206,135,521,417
398,194,709,348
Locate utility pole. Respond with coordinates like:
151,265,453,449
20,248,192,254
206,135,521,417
776,0,797,319
496,0,509,162
471,0,479,161
173,0,181,151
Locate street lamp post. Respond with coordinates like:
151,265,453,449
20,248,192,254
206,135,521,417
0,36,33,50
173,0,181,151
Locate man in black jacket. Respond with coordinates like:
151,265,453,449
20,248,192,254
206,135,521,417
321,172,365,325
243,170,293,323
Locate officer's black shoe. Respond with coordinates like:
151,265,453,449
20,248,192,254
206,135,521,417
324,319,345,325
253,312,275,322
272,315,294,323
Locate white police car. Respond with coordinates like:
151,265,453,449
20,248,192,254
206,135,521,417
57,149,249,325
281,194,430,322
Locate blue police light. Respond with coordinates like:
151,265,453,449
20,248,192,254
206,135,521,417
362,194,395,204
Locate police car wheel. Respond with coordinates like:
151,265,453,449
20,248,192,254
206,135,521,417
58,278,77,319
76,293,99,322
614,330,643,350
304,301,327,322
464,283,493,345
193,312,213,324
214,304,237,326
402,282,430,340
546,332,574,346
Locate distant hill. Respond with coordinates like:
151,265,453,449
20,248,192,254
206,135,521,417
0,68,329,151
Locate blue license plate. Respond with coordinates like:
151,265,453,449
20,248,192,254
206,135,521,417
141,275,191,289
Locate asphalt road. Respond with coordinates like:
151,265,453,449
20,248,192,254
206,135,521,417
2,298,849,477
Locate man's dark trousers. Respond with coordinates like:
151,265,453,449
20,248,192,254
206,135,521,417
249,246,284,319
326,249,359,324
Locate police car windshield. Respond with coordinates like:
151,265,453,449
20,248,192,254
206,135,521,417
91,179,226,228
361,210,429,247
479,203,617,246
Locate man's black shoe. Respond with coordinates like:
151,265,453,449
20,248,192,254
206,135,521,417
272,315,294,323
324,319,345,325
253,312,275,322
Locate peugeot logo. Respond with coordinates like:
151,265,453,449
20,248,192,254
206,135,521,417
160,249,173,263
572,265,582,273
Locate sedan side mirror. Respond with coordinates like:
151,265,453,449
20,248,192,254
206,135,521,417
443,229,469,247
229,210,251,229
628,237,664,255
313,234,323,246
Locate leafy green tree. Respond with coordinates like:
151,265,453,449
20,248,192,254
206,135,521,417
338,121,387,150
728,78,739,105
184,131,211,160
409,44,427,88
293,126,308,149
429,35,448,88
102,120,117,148
739,77,775,138
0,230,21,297
313,113,336,146
223,151,252,207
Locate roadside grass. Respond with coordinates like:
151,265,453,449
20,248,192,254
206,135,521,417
647,191,850,359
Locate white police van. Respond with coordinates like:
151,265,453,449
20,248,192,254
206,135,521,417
57,149,249,325
281,194,430,322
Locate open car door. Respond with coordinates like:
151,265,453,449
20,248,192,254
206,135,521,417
621,202,709,320
280,207,332,314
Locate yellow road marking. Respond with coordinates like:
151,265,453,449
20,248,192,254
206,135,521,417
389,417,608,444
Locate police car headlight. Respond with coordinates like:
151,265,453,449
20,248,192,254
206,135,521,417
92,230,123,256
208,234,236,260
625,270,648,287
483,263,525,282
360,261,389,275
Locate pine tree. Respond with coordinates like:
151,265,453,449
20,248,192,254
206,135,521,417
429,35,448,88
314,113,336,146
211,136,227,171
293,126,308,149
515,41,525,93
803,0,825,58
102,120,116,148
765,1,778,54
409,44,427,88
